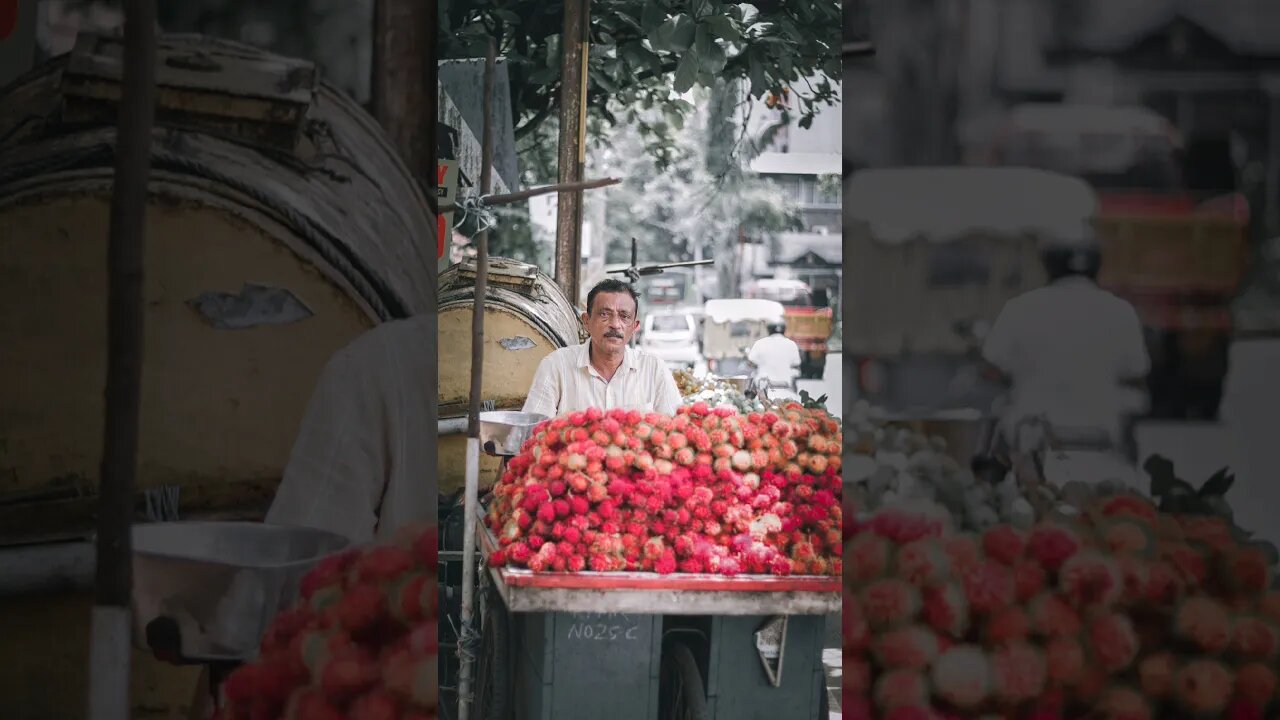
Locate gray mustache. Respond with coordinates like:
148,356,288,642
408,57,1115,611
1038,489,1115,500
605,331,623,338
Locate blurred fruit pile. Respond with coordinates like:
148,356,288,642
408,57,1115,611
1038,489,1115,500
846,402,1077,533
485,403,842,576
844,496,1280,720
672,368,766,414
672,368,702,397
214,525,437,720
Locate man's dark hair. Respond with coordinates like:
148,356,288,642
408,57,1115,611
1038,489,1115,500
768,321,786,335
1042,246,1101,282
586,278,640,315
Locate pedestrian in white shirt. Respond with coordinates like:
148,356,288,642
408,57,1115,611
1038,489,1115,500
748,321,803,390
265,314,433,544
982,234,1150,453
523,278,683,418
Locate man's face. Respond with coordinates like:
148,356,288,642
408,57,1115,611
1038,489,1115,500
583,292,640,352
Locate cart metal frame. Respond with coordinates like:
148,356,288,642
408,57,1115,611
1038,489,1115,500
469,525,839,720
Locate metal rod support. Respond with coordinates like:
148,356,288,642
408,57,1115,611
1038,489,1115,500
89,0,156,717
439,176,621,213
457,37,497,720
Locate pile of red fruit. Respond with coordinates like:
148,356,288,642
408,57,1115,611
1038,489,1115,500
844,496,1280,720
485,402,843,577
214,524,438,720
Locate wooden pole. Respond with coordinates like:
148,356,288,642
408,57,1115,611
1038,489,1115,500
457,37,497,720
88,0,156,717
371,0,433,184
554,0,589,305
370,0,436,533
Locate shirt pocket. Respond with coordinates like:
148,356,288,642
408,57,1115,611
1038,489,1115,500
617,382,655,413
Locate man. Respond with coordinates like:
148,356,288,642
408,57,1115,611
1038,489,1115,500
265,314,433,544
523,278,683,418
981,233,1149,453
748,321,803,390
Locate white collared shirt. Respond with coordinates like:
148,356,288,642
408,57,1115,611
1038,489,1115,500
266,315,433,544
983,276,1150,442
522,340,683,418
748,334,803,384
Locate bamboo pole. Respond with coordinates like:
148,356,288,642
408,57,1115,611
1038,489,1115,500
457,36,496,720
88,1,156,718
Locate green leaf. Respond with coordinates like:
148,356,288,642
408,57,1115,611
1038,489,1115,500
672,51,699,93
701,40,727,74
694,25,713,57
707,13,740,40
494,9,522,26
669,14,697,51
650,18,674,52
529,66,559,84
641,2,666,33
1255,540,1280,565
1198,466,1234,498
798,114,814,130
621,42,662,71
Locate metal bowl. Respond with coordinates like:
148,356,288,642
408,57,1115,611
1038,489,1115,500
479,410,548,456
131,521,350,662
721,375,752,392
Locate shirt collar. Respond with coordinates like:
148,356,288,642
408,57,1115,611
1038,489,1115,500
579,340,638,375
1051,275,1096,289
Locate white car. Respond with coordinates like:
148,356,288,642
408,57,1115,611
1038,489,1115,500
639,312,701,369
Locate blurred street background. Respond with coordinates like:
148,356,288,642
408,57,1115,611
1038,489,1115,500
844,0,1280,553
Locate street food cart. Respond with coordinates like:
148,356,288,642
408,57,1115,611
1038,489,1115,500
441,413,838,720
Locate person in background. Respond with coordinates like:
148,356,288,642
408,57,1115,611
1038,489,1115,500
523,278,682,418
748,321,803,391
981,232,1150,457
265,314,433,544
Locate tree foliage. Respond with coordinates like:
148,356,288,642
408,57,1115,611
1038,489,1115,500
588,83,801,295
440,0,841,165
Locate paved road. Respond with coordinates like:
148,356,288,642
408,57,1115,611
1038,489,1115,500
797,352,843,418
1136,338,1280,547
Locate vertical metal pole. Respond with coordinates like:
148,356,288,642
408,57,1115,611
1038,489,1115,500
457,37,496,720
554,0,589,305
89,1,155,718
1267,91,1280,238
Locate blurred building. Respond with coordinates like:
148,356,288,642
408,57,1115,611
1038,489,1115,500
973,0,1280,236
746,75,843,302
860,0,1280,236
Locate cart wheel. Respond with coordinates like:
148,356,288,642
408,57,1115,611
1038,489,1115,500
473,591,513,720
661,642,709,720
